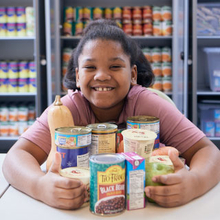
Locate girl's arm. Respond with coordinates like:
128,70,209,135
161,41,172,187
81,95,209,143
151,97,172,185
145,137,220,207
2,138,87,209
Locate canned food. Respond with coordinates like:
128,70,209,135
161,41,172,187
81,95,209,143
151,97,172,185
122,20,132,35
64,7,74,22
112,7,122,20
16,7,26,23
0,121,9,136
8,61,18,78
9,121,19,136
0,7,7,23
55,126,92,169
104,8,112,19
127,116,160,150
162,47,172,62
162,76,172,92
18,61,29,78
143,6,152,20
0,61,8,79
90,153,125,216
151,62,162,77
6,7,16,23
0,23,7,37
29,77,36,92
8,105,18,121
75,21,83,36
122,7,132,20
132,6,142,20
18,105,28,121
6,23,17,37
132,23,142,36
143,19,152,36
162,62,172,76
18,78,28,92
16,23,26,37
161,6,172,21
152,76,162,91
151,47,162,63
153,21,162,36
93,7,103,20
29,61,36,78
28,104,35,120
0,104,8,122
25,7,34,37
60,167,90,206
63,22,72,36
87,123,117,155
83,7,92,21
8,78,18,92
142,47,151,62
74,7,83,22
122,129,157,161
62,63,68,76
62,47,72,64
162,20,172,36
152,6,161,21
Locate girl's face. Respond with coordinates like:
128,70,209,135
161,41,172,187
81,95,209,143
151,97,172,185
76,39,137,110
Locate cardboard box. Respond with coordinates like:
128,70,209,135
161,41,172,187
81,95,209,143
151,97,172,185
121,152,145,210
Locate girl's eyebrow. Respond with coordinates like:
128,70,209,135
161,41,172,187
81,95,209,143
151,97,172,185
109,57,126,63
82,57,126,63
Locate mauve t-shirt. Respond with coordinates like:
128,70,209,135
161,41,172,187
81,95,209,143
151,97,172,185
21,85,205,155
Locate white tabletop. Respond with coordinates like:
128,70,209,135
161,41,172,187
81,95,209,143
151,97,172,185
0,153,9,197
0,153,220,220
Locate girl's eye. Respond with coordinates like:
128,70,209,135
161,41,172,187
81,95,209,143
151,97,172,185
85,66,96,70
111,65,121,69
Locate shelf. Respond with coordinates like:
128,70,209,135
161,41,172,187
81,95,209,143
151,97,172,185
0,93,36,96
0,136,19,141
0,37,35,40
61,36,172,40
197,36,220,47
209,137,220,141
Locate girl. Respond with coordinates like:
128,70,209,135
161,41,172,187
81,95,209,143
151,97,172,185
3,19,220,209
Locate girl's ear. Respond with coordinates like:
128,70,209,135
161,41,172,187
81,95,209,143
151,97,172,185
131,65,137,85
75,67,80,88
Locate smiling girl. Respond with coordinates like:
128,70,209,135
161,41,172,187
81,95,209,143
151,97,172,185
3,19,220,209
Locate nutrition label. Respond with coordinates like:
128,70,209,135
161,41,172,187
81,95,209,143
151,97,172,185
77,152,89,167
129,170,145,210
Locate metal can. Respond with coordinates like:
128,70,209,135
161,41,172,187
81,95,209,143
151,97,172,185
142,6,152,20
74,21,83,36
18,61,29,78
55,126,91,169
63,21,72,36
152,6,161,21
8,104,18,121
151,62,162,77
16,23,26,37
122,20,132,35
162,46,172,62
162,62,172,76
6,23,17,37
152,76,163,91
161,6,172,21
0,121,9,136
83,7,92,21
64,7,74,22
93,7,103,20
143,19,152,36
9,121,19,136
151,47,162,63
89,153,125,216
122,129,157,161
28,61,36,78
74,7,83,22
162,20,172,36
0,7,7,23
0,23,7,37
8,61,18,78
18,104,28,121
142,47,151,62
127,115,160,149
0,104,8,122
153,21,162,36
6,7,17,23
132,6,142,20
104,8,112,19
162,76,172,92
8,78,18,92
18,78,28,92
0,61,8,79
132,23,142,36
122,6,132,20
16,7,26,23
87,123,117,155
112,7,122,20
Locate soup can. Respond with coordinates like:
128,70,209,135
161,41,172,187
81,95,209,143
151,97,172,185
87,123,117,155
127,116,160,149
89,153,125,216
122,129,157,161
60,167,90,207
55,126,92,169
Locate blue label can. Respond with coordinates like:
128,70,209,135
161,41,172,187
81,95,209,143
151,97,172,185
55,126,92,169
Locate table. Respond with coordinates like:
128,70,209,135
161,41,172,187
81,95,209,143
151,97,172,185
0,154,220,220
0,153,10,197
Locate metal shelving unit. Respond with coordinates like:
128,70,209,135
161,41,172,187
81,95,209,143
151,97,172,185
192,0,220,144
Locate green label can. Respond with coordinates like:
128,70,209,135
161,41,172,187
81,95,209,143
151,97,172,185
90,153,125,216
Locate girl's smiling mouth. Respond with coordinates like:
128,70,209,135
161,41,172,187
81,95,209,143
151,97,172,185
93,87,114,91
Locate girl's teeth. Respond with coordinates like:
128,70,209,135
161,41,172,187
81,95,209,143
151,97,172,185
96,87,111,91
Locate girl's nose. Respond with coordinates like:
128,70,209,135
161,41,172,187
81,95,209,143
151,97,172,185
93,70,111,81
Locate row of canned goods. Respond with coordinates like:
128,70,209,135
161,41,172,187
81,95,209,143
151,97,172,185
0,60,36,79
0,7,35,37
0,77,36,93
0,120,34,137
0,103,35,122
63,6,172,23
152,76,172,92
55,116,160,170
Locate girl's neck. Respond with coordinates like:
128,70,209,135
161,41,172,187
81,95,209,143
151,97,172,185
90,101,125,123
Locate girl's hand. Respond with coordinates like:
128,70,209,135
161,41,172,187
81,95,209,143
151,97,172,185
145,150,196,207
36,153,87,210
152,146,179,157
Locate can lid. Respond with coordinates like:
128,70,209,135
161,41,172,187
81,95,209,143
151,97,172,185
90,153,125,164
55,126,92,135
87,123,117,132
127,115,159,123
60,167,90,185
122,129,157,141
